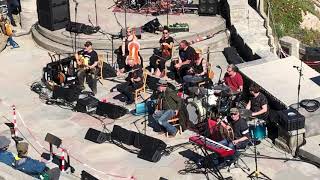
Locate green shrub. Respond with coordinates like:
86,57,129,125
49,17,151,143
268,0,320,46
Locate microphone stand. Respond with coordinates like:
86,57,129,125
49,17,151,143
293,61,303,157
94,0,98,27
73,0,79,53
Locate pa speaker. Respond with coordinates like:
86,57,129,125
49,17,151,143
137,145,164,162
96,102,128,119
111,125,136,145
199,0,219,16
223,47,244,65
84,128,110,144
36,0,70,31
81,170,98,180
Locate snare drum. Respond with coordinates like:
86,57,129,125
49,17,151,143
248,119,267,140
187,99,206,125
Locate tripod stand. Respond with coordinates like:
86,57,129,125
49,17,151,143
248,118,271,180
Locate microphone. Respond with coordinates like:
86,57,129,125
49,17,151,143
216,65,221,69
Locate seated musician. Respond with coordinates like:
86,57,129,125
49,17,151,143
116,59,143,105
116,27,143,76
171,40,196,83
219,108,250,150
150,27,174,77
246,83,269,121
153,79,181,137
223,64,243,92
75,41,99,94
183,48,208,89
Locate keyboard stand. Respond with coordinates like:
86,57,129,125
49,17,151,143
179,144,232,180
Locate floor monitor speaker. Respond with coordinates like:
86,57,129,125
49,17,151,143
84,128,110,144
111,125,136,145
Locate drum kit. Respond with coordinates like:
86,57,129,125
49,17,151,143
186,83,239,126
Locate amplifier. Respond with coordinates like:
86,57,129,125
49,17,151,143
168,23,189,33
277,108,305,131
75,95,99,113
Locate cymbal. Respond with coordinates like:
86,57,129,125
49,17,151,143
213,84,230,91
239,108,252,118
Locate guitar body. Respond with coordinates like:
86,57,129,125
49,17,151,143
5,22,13,36
77,55,89,69
127,41,141,65
161,44,171,58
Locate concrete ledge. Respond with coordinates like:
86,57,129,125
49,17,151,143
299,135,320,166
0,163,33,180
0,34,8,52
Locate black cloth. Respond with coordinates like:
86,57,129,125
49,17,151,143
192,59,205,75
159,36,174,58
179,46,196,62
250,93,269,120
117,65,143,103
230,117,250,140
78,50,98,66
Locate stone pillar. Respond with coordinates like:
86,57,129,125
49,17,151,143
279,36,300,59
20,0,37,32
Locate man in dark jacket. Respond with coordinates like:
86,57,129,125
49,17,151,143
0,136,14,166
153,79,182,137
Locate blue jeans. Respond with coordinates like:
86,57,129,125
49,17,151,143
219,139,235,150
153,110,177,135
7,37,19,48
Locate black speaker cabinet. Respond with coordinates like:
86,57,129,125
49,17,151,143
81,170,99,180
75,95,99,113
36,0,70,31
137,145,163,162
223,47,244,65
84,128,110,144
198,0,219,16
96,102,128,119
111,125,136,145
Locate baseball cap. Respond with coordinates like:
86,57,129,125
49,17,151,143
230,108,239,114
84,41,92,47
0,136,11,149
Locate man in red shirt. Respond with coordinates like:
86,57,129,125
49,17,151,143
223,64,243,92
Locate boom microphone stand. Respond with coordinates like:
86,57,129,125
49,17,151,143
73,0,79,53
293,60,303,157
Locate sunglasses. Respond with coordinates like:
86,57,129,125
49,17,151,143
231,113,238,116
163,32,168,34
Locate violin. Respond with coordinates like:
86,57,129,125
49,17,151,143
126,41,141,65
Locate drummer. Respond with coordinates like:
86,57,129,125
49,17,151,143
218,108,250,150
246,83,269,121
223,64,243,92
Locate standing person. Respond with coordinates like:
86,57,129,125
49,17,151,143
14,142,61,180
75,41,99,94
0,136,14,166
6,0,21,27
223,64,243,92
172,40,196,82
153,27,174,77
116,59,143,105
0,14,19,48
153,79,182,137
246,83,269,120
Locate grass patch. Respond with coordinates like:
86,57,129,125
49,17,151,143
268,0,320,46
